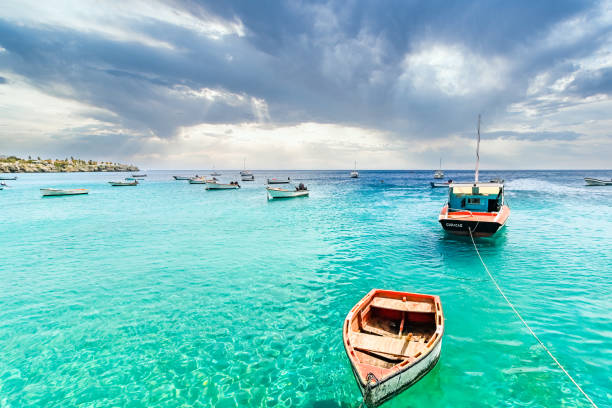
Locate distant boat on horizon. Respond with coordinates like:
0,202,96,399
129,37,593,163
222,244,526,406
434,158,444,179
584,177,612,186
350,161,359,178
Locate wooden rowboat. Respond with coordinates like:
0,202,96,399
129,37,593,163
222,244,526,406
173,176,191,180
41,188,89,196
343,289,444,407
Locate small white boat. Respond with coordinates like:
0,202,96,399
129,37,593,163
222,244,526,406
344,289,444,407
205,181,240,190
41,188,89,196
0,175,17,180
350,161,359,178
109,180,138,186
173,176,191,180
430,180,452,188
189,177,207,184
267,177,291,184
267,185,309,199
433,158,444,179
240,159,252,177
125,177,144,181
132,174,146,177
585,177,612,186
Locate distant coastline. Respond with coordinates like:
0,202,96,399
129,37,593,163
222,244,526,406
0,156,138,173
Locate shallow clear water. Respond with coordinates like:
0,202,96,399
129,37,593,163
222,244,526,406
0,170,610,407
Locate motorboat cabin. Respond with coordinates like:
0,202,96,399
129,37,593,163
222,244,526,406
438,182,509,237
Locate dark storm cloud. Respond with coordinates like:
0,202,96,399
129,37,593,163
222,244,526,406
0,0,609,142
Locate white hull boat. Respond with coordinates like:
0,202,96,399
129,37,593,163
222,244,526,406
430,181,451,188
267,187,309,199
351,161,359,178
585,177,612,186
109,180,138,186
241,174,255,181
189,177,207,184
41,188,89,196
173,176,191,180
267,178,291,184
205,181,240,190
344,289,444,407
0,176,17,180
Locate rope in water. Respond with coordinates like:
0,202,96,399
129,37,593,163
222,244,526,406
468,228,598,408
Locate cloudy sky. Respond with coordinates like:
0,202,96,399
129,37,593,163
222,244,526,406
0,0,611,169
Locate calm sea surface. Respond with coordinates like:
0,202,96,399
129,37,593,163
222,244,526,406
0,170,610,407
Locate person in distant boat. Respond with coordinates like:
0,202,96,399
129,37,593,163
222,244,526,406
447,179,453,183
296,183,306,191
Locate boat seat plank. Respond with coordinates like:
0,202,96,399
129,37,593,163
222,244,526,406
370,297,435,313
350,332,412,358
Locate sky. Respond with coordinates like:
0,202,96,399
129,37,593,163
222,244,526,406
0,0,611,170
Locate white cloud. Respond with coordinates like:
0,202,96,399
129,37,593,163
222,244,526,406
400,43,509,96
0,0,244,50
0,72,118,144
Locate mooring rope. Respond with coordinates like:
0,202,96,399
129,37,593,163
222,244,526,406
468,227,598,408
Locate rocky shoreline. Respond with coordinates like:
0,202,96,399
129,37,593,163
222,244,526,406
0,159,139,173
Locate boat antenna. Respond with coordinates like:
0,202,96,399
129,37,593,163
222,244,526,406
475,114,481,183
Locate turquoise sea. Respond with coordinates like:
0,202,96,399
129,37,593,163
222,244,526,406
0,170,610,407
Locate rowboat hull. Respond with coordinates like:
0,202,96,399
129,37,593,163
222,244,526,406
41,188,89,196
343,289,444,407
205,182,239,190
584,177,612,186
351,339,442,407
438,205,510,237
267,187,309,199
173,176,191,180
430,182,450,188
109,181,138,186
0,176,17,180
241,175,255,181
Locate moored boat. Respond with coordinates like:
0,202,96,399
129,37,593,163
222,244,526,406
433,158,444,179
109,180,138,186
0,176,17,180
267,184,309,199
189,177,207,184
584,177,612,186
125,177,144,181
351,161,359,178
173,175,191,180
132,174,146,177
205,180,240,190
267,177,291,184
343,289,444,407
241,174,255,181
41,188,89,196
437,115,509,237
430,180,453,188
